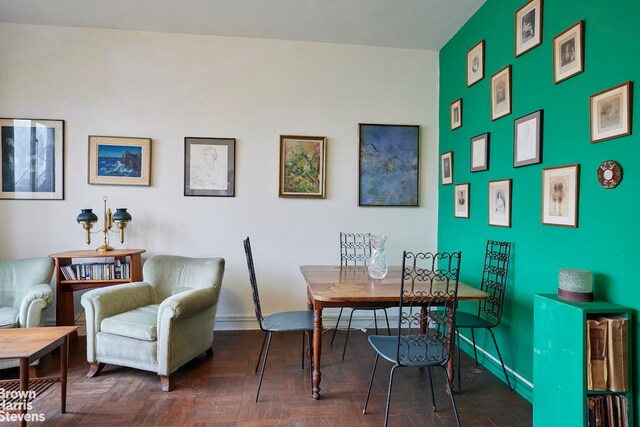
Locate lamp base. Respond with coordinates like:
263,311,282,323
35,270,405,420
96,244,115,252
558,288,594,302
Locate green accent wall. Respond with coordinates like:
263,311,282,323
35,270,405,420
439,0,640,407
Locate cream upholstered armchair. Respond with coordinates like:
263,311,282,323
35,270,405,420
81,255,225,391
0,257,55,371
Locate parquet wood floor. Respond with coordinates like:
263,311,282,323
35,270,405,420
0,330,532,426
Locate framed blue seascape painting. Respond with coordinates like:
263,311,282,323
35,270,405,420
358,123,419,206
88,136,152,186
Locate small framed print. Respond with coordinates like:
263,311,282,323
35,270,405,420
440,151,453,185
553,20,585,84
542,164,579,227
514,110,543,167
88,136,151,186
491,65,512,120
515,0,543,57
184,137,236,197
488,179,511,228
467,40,485,87
590,82,632,143
280,134,327,198
454,183,470,218
470,133,490,172
450,98,462,130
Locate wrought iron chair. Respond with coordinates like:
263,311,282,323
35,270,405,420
330,232,391,359
243,237,314,401
363,250,462,427
455,240,512,392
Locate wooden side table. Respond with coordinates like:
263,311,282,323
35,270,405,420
49,249,146,340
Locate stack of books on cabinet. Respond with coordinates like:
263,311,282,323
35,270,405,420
587,314,629,427
60,258,130,281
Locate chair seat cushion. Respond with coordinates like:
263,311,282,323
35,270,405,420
101,304,159,341
262,311,314,332
368,334,448,367
0,307,19,328
455,311,494,329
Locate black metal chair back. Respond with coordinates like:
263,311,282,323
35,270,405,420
397,251,461,366
339,232,371,266
476,240,511,326
243,237,265,330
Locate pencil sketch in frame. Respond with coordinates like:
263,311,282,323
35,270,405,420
514,110,543,167
488,179,512,228
454,183,470,218
184,137,235,197
542,164,579,227
467,40,485,87
553,20,584,84
440,151,453,185
280,134,326,199
470,133,490,172
590,81,632,143
491,65,512,120
515,0,543,57
88,136,151,186
450,98,462,130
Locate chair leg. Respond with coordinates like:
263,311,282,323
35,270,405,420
87,362,105,378
160,372,176,392
428,366,436,411
301,331,305,370
363,353,380,414
331,307,345,346
342,308,357,360
256,332,273,402
383,365,399,427
255,331,268,373
374,310,379,334
471,328,478,366
489,329,512,390
442,366,461,427
306,331,313,398
383,309,391,335
456,329,462,393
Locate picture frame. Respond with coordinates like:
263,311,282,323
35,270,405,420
542,164,579,227
450,98,462,130
440,151,453,185
590,82,632,143
184,137,236,197
467,40,485,87
514,110,543,167
470,133,490,172
88,136,152,186
454,183,470,218
0,118,64,200
359,124,419,206
488,179,512,227
491,65,512,120
553,20,585,84
280,134,327,199
515,0,543,57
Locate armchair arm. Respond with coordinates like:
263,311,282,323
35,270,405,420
19,284,55,327
157,287,219,322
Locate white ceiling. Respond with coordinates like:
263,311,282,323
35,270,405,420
0,0,485,51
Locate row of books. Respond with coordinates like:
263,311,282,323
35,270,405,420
587,394,628,427
60,260,130,281
586,315,629,392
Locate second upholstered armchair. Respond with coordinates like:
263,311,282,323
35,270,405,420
81,255,225,391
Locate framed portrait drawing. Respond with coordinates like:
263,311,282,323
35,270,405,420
553,20,584,84
440,151,453,185
0,118,64,200
542,164,579,227
470,133,490,172
514,110,543,167
590,82,632,143
467,40,485,87
454,183,470,218
515,0,543,57
280,135,326,199
491,65,512,120
88,136,151,186
450,99,462,130
488,179,512,227
359,124,419,206
184,137,235,197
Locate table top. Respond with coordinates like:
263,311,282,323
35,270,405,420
0,327,78,359
49,249,146,259
301,265,488,303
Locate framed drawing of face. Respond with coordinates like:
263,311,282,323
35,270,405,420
467,40,485,87
553,20,584,84
515,0,543,57
590,82,632,143
450,98,462,130
491,65,512,120
454,183,470,218
542,164,579,227
488,179,512,227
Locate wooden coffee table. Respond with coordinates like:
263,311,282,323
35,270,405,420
0,326,77,426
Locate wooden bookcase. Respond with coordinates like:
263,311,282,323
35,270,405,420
533,294,633,426
49,249,146,339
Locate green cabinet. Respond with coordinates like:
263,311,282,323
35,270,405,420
533,294,633,426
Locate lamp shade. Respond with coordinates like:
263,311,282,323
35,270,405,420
76,208,98,223
112,208,132,222
558,269,593,302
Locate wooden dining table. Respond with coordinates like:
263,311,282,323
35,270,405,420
301,265,488,400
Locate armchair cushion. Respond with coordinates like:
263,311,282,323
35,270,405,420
101,304,159,341
0,307,18,328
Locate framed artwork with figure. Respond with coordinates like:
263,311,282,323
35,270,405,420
454,183,470,218
590,82,632,143
553,20,584,84
467,40,485,87
184,137,236,197
491,65,512,120
514,110,543,167
488,179,511,227
542,164,579,227
515,0,543,57
440,151,453,185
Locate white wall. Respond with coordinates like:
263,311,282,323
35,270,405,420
0,23,440,329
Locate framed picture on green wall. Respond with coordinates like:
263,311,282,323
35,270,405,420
454,183,470,218
542,164,579,227
440,151,453,185
515,0,543,57
590,82,632,143
514,110,543,167
553,20,585,84
470,133,489,172
488,179,511,227
450,98,462,130
491,65,512,120
467,40,485,87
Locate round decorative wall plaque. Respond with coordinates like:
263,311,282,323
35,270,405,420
597,160,622,189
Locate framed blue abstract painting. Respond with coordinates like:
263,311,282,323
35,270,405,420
88,136,152,186
358,123,420,206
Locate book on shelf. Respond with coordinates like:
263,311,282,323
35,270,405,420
60,258,130,281
587,315,629,392
587,317,607,390
587,394,628,427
